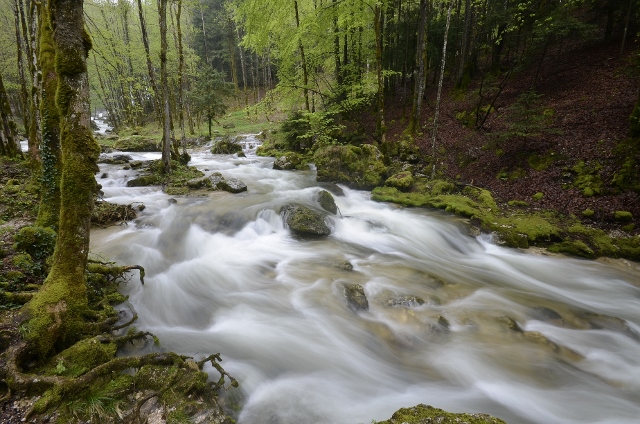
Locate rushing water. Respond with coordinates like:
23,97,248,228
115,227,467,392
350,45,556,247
91,135,640,424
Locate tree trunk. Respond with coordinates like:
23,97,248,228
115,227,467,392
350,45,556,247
36,3,62,229
374,3,386,143
26,0,100,358
174,0,186,148
159,0,171,174
431,0,453,179
0,73,22,158
407,0,428,135
136,0,161,121
13,1,30,136
294,0,310,111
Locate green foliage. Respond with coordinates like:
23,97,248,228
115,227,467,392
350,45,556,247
274,110,344,153
190,67,234,135
13,226,57,260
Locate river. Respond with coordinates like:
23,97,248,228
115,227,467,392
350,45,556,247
90,134,640,424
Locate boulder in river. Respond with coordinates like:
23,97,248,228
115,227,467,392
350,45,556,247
209,173,248,193
316,190,337,215
377,404,506,424
313,144,387,190
281,204,331,236
273,152,305,170
343,283,369,311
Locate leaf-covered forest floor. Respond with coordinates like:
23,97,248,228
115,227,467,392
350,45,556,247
380,38,639,235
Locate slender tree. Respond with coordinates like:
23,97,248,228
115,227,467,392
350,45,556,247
431,0,453,179
159,0,171,174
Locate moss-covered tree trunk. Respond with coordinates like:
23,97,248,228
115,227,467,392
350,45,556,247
159,0,171,174
26,0,100,357
0,73,22,158
35,3,62,229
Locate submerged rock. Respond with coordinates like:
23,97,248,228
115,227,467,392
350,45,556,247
377,404,506,424
187,176,213,189
317,190,338,215
343,283,369,311
387,295,425,308
281,204,331,236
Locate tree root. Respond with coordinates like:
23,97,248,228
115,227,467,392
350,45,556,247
199,353,239,391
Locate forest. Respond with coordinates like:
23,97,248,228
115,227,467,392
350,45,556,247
1,0,640,423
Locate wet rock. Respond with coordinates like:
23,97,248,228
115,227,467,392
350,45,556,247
99,153,133,164
100,172,108,179
317,190,337,214
274,153,305,170
281,204,331,236
578,312,640,341
343,283,369,311
130,160,144,169
209,173,247,193
218,177,247,193
377,404,507,424
387,295,425,308
530,306,563,322
497,316,523,333
319,182,346,197
337,260,353,271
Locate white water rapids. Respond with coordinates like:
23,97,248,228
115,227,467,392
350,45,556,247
91,134,640,424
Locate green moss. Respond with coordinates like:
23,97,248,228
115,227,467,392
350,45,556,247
528,152,557,171
13,226,57,260
532,192,544,201
385,171,414,192
377,404,506,424
314,144,387,190
614,211,633,222
582,209,595,217
548,240,596,258
46,337,117,377
572,161,603,196
508,200,529,207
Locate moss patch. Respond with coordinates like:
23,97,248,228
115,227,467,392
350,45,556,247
377,404,506,424
372,179,639,260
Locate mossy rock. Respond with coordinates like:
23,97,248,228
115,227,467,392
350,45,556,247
343,283,369,311
582,209,595,218
114,135,160,152
211,136,244,155
314,144,387,190
126,175,161,187
317,190,338,215
377,404,506,424
614,211,633,222
281,204,331,236
385,171,414,192
532,192,544,201
273,152,307,170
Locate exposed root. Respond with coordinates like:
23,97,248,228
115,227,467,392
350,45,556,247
199,353,239,391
